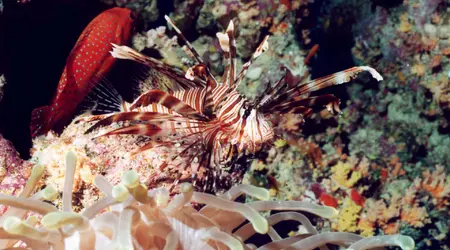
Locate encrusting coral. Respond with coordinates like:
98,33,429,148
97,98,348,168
0,151,415,249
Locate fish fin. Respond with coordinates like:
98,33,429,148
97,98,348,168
30,106,52,137
76,76,125,117
110,44,206,92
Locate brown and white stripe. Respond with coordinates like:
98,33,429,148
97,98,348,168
83,17,384,183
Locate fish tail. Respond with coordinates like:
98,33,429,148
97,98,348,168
30,106,53,137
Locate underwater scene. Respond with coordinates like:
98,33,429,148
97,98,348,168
0,0,449,249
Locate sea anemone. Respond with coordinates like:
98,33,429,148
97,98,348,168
0,151,415,249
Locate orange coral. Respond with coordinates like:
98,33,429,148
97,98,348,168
401,206,429,228
383,222,400,235
420,166,450,208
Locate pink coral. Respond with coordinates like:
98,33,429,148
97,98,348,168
0,134,32,196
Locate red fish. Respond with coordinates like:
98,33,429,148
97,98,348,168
30,7,135,137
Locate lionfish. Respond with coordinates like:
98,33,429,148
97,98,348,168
83,16,383,191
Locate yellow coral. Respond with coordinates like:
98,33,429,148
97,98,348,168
411,63,426,76
251,160,267,171
269,188,278,197
331,161,362,188
398,13,412,33
274,139,287,148
335,199,362,232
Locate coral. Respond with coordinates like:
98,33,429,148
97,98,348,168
362,179,432,235
28,121,175,212
0,151,415,250
132,26,185,68
408,0,443,28
348,129,383,160
398,13,413,33
169,0,205,34
101,0,159,27
335,198,362,233
3,0,449,248
331,161,362,188
420,165,450,208
0,134,32,198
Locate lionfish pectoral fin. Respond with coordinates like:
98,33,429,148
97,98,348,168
76,75,126,116
159,162,169,171
93,124,162,138
130,90,207,121
129,141,161,157
30,105,53,137
75,113,113,124
295,66,383,96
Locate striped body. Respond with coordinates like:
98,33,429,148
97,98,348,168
83,17,383,190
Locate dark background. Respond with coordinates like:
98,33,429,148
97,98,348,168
0,0,108,158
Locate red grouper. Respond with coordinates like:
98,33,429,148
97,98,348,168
30,7,135,137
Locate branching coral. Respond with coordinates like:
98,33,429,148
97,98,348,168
0,151,415,249
331,161,362,189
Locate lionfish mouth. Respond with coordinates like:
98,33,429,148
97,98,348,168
81,15,383,193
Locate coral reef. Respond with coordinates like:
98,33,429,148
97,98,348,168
247,139,449,248
0,0,449,249
0,134,32,199
245,1,450,248
101,0,159,27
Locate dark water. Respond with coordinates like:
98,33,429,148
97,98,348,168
0,0,107,158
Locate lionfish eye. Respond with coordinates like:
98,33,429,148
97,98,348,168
243,107,252,119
